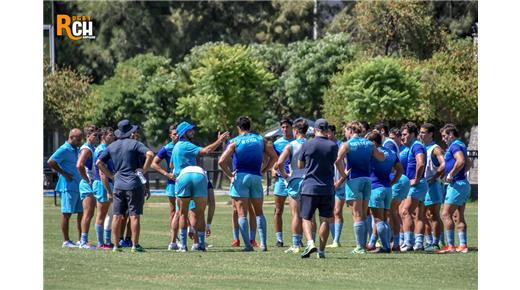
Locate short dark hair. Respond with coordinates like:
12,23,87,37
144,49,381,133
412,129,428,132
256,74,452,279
366,131,382,146
421,123,436,134
293,119,309,135
347,121,364,134
100,127,114,138
374,122,389,136
389,127,401,137
84,124,98,137
401,122,418,136
329,124,337,134
279,117,293,126
441,123,459,137
169,123,177,133
361,121,370,132
236,116,251,131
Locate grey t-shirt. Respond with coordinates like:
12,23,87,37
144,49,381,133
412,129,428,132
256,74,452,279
99,138,150,190
298,136,338,196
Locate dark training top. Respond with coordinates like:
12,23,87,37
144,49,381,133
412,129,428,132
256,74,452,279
99,138,150,191
298,136,338,196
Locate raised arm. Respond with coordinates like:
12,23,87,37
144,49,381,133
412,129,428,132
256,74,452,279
218,142,236,181
199,131,230,156
76,148,92,183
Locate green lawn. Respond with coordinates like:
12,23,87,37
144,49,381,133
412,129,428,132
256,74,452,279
44,196,477,289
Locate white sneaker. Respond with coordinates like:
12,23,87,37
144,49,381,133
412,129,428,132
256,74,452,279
176,246,187,253
191,243,199,251
413,243,424,251
284,246,301,254
168,242,179,251
62,240,77,248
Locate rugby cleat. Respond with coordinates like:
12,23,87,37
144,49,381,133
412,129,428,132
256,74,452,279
112,246,123,252
97,244,113,250
79,243,96,250
351,246,367,254
436,245,456,254
326,241,341,248
425,244,441,252
400,244,414,252
284,246,301,254
168,242,179,251
176,246,188,253
371,248,391,254
250,240,259,248
62,240,77,248
260,244,267,252
301,244,317,258
131,244,145,253
317,252,326,259
231,240,240,247
276,240,284,247
366,244,376,251
242,246,254,252
413,244,424,251
455,245,469,253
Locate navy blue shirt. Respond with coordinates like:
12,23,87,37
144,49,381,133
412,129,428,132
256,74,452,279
298,136,338,196
99,138,150,191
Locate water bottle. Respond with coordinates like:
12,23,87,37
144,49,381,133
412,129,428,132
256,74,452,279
136,169,147,184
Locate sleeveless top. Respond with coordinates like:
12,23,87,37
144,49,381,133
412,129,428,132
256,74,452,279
288,138,307,181
80,143,96,181
424,143,440,180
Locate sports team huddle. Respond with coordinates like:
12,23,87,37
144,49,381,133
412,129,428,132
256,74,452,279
47,115,471,258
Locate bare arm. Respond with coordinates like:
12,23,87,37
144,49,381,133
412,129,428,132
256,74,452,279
76,148,92,183
334,144,349,188
390,162,404,186
142,150,155,174
263,140,278,175
429,147,446,183
274,144,291,179
48,159,72,181
96,159,114,181
199,131,230,156
372,146,385,161
207,188,215,227
99,170,113,200
218,142,236,180
446,151,466,183
151,156,170,178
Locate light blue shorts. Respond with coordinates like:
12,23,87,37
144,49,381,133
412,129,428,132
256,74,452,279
407,178,428,202
166,183,175,198
335,186,346,200
175,199,196,211
92,180,113,203
175,173,208,198
79,179,94,200
60,190,83,214
369,186,392,210
445,179,470,206
346,177,372,201
230,173,263,199
273,176,288,196
424,180,444,206
286,178,303,200
391,175,410,200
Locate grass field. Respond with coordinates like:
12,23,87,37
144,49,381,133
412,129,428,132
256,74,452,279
44,195,477,289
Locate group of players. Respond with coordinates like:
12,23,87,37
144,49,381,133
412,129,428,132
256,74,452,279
48,116,471,256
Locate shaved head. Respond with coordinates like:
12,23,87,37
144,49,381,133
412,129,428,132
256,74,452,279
69,128,83,147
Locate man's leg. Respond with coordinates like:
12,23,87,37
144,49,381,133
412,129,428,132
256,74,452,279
234,197,252,250
80,195,96,247
287,197,302,251
426,204,442,250
273,195,286,246
456,205,468,252
439,203,458,253
231,202,240,246
129,215,140,247
76,213,83,242
61,213,71,242
95,201,110,247
111,215,123,249
248,203,258,246
318,217,332,253
389,199,402,250
104,203,113,245
413,202,427,250
300,195,318,258
251,197,267,250
332,199,345,245
350,199,367,253
400,197,419,250
193,197,208,250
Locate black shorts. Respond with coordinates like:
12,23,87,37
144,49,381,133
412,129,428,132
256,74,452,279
300,194,334,220
113,187,144,216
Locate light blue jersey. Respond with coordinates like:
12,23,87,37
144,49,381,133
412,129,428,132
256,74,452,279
405,140,426,180
370,146,399,189
171,140,202,177
346,136,374,179
445,139,468,182
231,133,264,176
273,136,294,176
49,142,83,213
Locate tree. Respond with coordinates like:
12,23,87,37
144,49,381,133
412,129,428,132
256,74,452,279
175,43,274,133
44,63,93,131
275,33,356,120
323,57,420,126
354,0,441,59
89,53,181,146
417,37,477,128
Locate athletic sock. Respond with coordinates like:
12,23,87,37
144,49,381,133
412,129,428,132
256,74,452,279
432,235,440,246
329,223,335,240
425,234,433,246
307,239,315,247
440,230,445,244
334,223,343,243
256,215,267,247
275,231,283,243
377,222,390,250
233,228,240,241
292,235,299,247
458,229,467,246
239,217,251,248
180,228,188,248
365,215,373,242
404,231,413,246
399,232,405,245
197,232,206,249
354,221,365,248
368,232,378,247
250,228,257,242
104,229,112,245
393,233,400,249
446,230,455,247
95,224,104,246
415,234,424,247
80,233,88,245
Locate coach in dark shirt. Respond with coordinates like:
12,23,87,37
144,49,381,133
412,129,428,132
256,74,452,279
97,120,154,252
298,118,338,259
